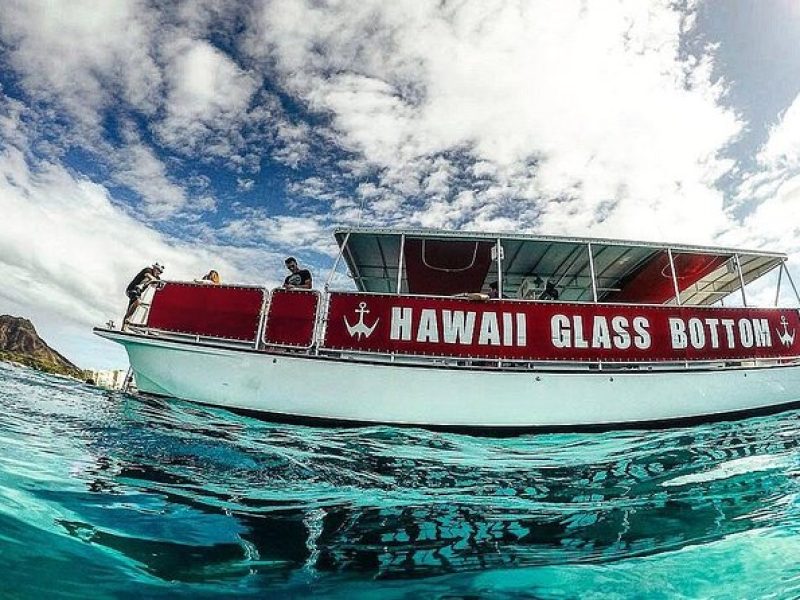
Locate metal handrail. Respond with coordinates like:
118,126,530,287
110,326,800,372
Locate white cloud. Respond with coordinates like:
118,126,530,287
237,177,255,192
0,1,293,178
758,96,800,170
246,0,741,243
0,0,161,131
220,212,336,256
0,107,277,366
730,93,800,254
113,126,190,217
273,121,312,167
156,37,259,154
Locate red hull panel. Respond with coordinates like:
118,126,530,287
147,283,264,341
263,289,319,348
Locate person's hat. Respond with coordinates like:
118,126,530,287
152,262,165,272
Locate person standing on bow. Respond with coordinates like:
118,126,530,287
283,257,312,290
123,263,164,327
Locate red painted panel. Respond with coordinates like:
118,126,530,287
263,289,319,347
147,282,265,341
322,292,800,362
403,239,494,296
605,252,730,304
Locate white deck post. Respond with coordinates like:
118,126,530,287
587,243,598,303
783,262,800,304
735,254,748,307
325,232,350,291
775,262,784,307
496,238,503,298
667,248,681,306
496,237,504,367
396,233,405,295
254,290,270,350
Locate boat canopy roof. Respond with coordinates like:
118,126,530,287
333,227,787,306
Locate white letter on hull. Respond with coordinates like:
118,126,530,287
721,319,736,348
552,315,570,348
503,313,514,347
417,309,440,343
705,318,720,348
516,313,527,346
611,316,631,349
669,318,687,349
739,318,754,348
688,318,706,349
478,312,501,346
441,310,475,344
592,316,612,349
753,319,771,347
573,316,589,349
633,317,651,349
391,307,413,341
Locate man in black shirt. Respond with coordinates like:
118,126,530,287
123,263,164,327
283,257,312,290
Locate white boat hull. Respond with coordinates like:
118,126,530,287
98,330,800,430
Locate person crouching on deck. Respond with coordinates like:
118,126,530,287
196,270,221,285
123,263,164,328
283,257,312,290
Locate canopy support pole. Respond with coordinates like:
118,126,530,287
325,232,350,291
783,262,800,304
735,254,748,307
774,262,784,307
496,238,503,298
587,243,598,303
396,234,405,295
667,248,681,306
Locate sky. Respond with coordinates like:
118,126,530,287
2,0,800,369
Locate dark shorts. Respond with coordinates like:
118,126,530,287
126,289,141,306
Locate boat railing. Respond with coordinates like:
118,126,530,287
117,324,800,371
130,281,800,372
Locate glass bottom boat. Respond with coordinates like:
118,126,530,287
94,228,800,432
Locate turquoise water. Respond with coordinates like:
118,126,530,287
2,363,800,598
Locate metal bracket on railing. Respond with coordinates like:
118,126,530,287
313,290,331,355
254,289,270,350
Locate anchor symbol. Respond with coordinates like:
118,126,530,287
344,302,379,340
776,315,796,347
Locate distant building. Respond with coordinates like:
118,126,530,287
88,369,129,390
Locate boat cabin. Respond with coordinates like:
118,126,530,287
332,228,789,306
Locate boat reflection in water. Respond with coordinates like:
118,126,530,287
68,392,800,585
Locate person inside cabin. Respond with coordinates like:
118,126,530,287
196,270,221,285
539,280,559,301
123,262,164,327
488,281,506,299
283,257,312,290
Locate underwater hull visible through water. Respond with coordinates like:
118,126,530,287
96,328,800,431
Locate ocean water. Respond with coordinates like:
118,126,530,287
2,362,800,599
